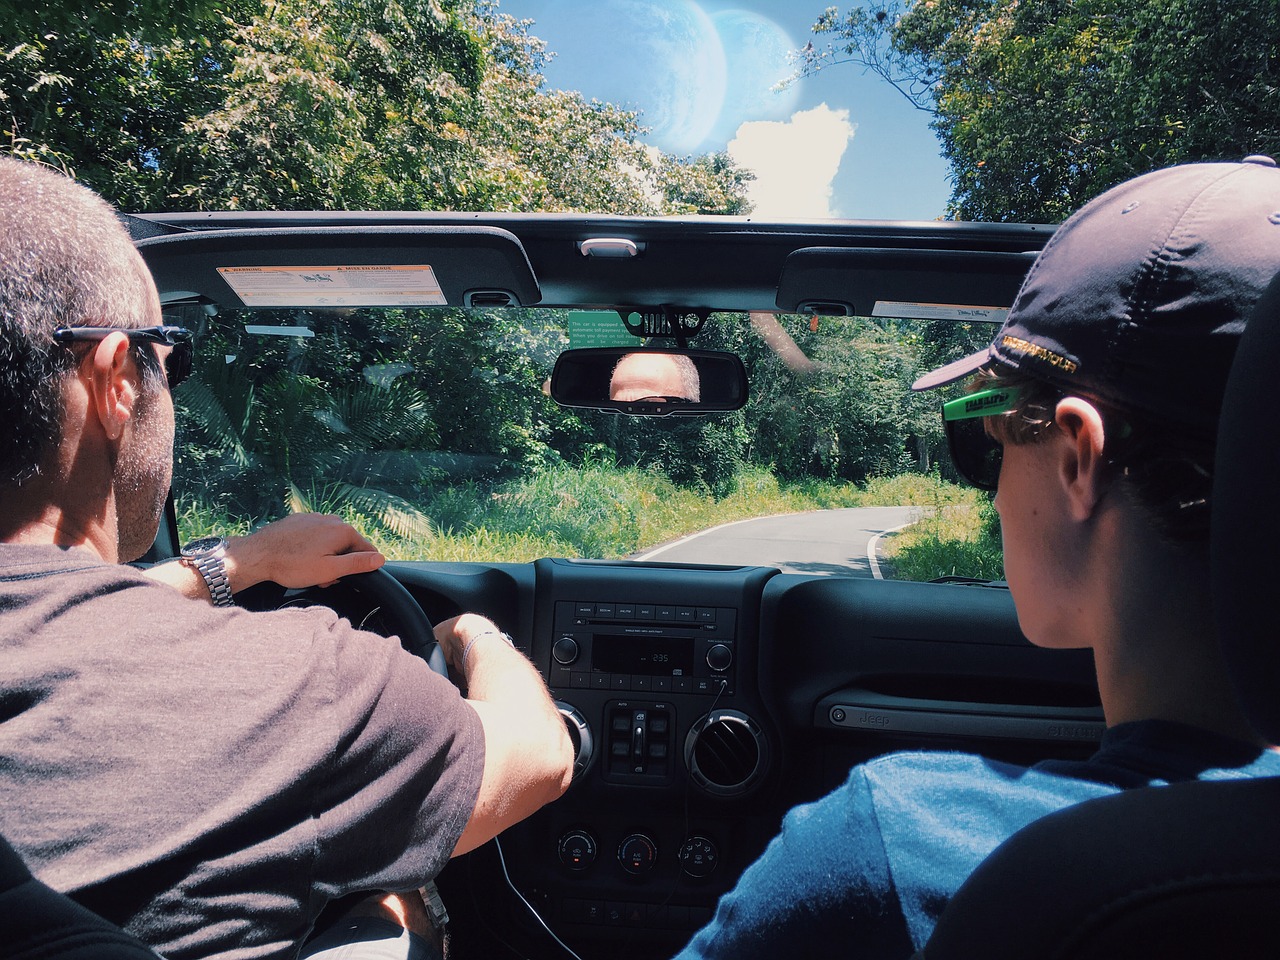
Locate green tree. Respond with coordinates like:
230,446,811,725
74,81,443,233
2,0,752,215
659,152,755,216
798,0,1280,221
174,310,441,539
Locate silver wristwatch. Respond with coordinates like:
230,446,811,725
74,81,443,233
180,536,234,607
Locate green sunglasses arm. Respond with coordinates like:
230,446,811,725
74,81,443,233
942,386,1022,422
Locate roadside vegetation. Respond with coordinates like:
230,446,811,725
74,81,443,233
14,0,1252,585
178,462,998,580
882,496,1004,583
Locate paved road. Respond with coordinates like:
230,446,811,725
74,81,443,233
632,506,921,578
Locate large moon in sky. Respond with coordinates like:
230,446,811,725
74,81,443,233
711,9,801,146
564,0,727,155
526,1,801,156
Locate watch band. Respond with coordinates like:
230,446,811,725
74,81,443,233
180,537,234,607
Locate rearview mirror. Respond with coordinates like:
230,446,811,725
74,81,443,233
550,347,749,416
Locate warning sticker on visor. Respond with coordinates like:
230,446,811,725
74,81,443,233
217,265,447,307
872,301,1008,323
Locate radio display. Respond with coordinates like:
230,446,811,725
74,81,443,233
594,634,695,675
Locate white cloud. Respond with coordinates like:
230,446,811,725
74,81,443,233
728,104,856,219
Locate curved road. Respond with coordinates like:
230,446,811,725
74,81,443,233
632,506,920,578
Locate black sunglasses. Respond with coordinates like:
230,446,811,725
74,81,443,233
52,325,194,390
941,386,1022,491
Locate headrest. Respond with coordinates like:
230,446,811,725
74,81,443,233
1212,268,1280,740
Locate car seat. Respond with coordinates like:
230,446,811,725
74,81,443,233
914,269,1280,959
0,831,161,959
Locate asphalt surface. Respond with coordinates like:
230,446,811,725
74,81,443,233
631,506,921,578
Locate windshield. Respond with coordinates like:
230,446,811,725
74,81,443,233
171,305,1000,581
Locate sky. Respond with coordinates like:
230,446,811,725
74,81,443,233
496,0,952,221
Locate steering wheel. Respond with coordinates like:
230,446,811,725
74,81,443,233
329,569,449,677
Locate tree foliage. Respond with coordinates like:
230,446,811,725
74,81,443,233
3,0,962,532
1,0,752,215
798,0,1280,221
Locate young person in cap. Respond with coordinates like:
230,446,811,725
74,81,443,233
673,157,1280,960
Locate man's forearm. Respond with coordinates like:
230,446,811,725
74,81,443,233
461,630,566,732
443,617,574,857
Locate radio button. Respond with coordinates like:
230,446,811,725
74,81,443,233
596,603,615,617
570,672,590,689
575,602,595,616
637,605,655,619
697,607,717,622
553,636,581,665
653,677,671,692
611,675,630,690
617,603,635,618
706,643,733,672
677,607,696,622
592,673,611,690
633,676,651,691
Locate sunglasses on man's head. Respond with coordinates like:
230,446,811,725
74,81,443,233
941,386,1022,491
52,325,194,390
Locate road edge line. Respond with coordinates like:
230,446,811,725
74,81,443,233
867,520,918,580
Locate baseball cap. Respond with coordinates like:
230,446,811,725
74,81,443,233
912,157,1280,434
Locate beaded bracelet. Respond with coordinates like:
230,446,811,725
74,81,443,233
461,629,514,668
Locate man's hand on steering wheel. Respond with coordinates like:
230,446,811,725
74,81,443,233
143,513,386,606
224,514,385,591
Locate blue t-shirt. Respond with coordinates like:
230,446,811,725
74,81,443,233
673,720,1280,959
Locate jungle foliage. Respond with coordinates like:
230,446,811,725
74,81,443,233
1,0,752,214
798,0,1280,221
169,303,959,545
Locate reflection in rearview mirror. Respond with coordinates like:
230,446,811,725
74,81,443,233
550,347,749,416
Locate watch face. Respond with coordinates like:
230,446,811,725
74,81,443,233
182,536,225,557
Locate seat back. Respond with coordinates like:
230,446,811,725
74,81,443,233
916,270,1280,959
0,832,160,959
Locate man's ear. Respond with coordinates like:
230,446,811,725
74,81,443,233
85,333,143,442
1052,396,1110,522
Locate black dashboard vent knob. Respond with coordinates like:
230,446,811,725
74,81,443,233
685,709,768,797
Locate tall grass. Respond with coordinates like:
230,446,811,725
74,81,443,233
881,496,1004,582
177,463,1001,580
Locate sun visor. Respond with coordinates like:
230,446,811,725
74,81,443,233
138,226,541,309
774,247,1037,320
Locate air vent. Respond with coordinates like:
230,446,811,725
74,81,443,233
685,710,768,797
556,701,595,780
464,289,516,307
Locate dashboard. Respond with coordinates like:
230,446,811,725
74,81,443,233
387,558,1105,960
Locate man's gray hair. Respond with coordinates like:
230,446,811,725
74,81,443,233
0,158,154,485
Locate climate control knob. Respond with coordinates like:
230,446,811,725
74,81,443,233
552,636,580,666
678,835,719,879
557,829,597,871
617,833,658,875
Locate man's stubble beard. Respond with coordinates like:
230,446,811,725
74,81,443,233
115,376,176,562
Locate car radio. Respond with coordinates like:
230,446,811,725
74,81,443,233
547,599,737,695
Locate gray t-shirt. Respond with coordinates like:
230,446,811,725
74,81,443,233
0,543,485,960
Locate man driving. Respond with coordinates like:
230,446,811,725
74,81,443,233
0,158,572,959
